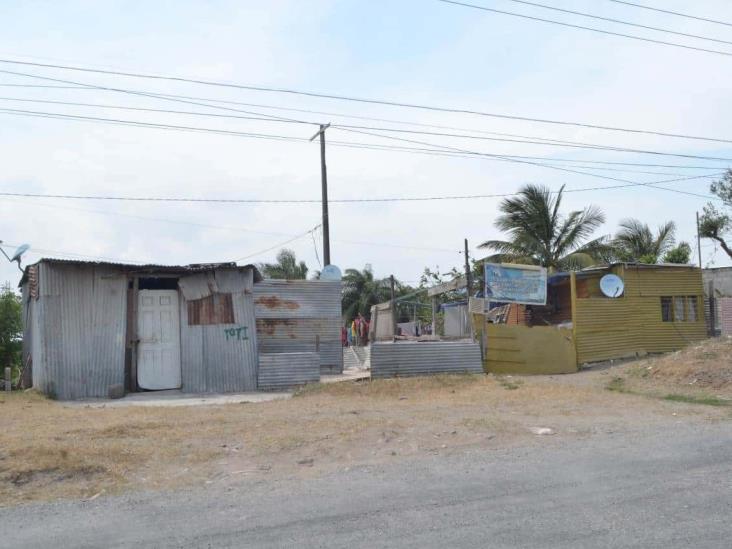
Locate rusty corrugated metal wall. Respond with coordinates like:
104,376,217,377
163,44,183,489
179,268,259,393
254,279,343,374
25,262,128,399
575,265,707,364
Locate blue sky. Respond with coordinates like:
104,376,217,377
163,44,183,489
1,0,731,285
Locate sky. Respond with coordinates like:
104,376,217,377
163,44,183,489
1,0,731,287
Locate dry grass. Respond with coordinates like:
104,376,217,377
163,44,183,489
2,364,729,507
619,337,732,399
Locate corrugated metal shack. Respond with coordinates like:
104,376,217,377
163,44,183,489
703,267,732,336
21,258,262,400
474,263,707,373
254,279,343,374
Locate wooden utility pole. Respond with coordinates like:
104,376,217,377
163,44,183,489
310,123,331,266
464,238,473,297
390,275,397,337
696,211,703,268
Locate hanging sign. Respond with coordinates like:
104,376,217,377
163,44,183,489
484,262,547,306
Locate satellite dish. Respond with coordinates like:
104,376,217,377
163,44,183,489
320,264,342,281
600,274,624,298
11,244,30,262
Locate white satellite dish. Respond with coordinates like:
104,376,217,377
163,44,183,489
320,264,342,281
11,244,30,262
600,274,624,298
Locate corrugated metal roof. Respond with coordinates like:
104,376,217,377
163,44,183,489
21,258,262,285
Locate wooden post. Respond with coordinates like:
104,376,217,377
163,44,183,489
130,276,139,392
464,238,473,297
431,296,437,337
696,211,703,268
570,271,578,367
390,275,396,338
4,367,10,391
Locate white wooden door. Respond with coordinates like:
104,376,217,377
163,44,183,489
137,290,181,390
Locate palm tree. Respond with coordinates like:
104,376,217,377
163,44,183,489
342,267,392,321
612,219,676,263
479,184,608,271
259,249,308,279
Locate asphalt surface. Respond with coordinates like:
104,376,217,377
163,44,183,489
2,422,731,548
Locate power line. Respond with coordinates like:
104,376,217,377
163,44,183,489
4,97,730,163
0,196,461,253
233,225,320,262
606,0,732,28
332,125,724,197
501,0,732,46
0,173,719,204
4,105,732,165
1,58,731,144
435,0,732,58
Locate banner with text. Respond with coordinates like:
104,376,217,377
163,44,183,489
484,263,547,306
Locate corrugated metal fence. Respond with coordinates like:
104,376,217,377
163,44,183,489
370,341,482,378
254,280,343,374
258,352,320,390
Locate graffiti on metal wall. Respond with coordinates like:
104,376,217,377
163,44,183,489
224,326,249,341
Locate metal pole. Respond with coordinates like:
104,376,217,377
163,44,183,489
464,238,473,297
696,211,703,268
4,367,10,392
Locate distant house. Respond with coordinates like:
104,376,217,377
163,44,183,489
702,267,732,336
20,259,341,400
476,263,707,374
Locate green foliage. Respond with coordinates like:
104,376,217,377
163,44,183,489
0,282,22,377
612,218,676,264
662,242,691,264
479,184,609,271
663,394,730,407
259,249,308,280
341,266,393,321
699,170,732,259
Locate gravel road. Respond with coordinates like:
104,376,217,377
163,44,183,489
3,421,731,548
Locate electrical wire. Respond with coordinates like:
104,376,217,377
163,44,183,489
435,0,732,58
1,58,732,144
502,0,732,46
605,0,732,28
4,105,732,165
233,225,321,262
4,97,730,163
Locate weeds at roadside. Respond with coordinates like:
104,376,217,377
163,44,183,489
606,377,632,393
497,377,523,390
663,394,731,407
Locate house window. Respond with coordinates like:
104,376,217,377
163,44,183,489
187,292,235,325
661,297,673,322
687,296,698,322
674,297,685,321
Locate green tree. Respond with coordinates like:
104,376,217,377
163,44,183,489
699,169,732,258
0,282,22,382
341,266,393,321
662,242,692,264
259,249,308,279
478,184,609,271
612,219,677,263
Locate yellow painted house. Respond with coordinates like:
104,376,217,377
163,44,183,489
475,263,707,374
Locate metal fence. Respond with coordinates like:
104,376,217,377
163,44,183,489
257,352,320,390
370,341,483,379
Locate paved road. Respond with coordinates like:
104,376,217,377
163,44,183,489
3,423,731,548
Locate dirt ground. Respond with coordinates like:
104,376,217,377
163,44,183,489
2,338,731,507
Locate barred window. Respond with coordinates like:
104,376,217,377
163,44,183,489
661,297,673,322
686,296,698,322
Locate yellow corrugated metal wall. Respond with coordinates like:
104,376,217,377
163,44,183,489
575,265,706,364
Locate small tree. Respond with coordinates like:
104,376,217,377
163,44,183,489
0,282,22,383
662,242,692,264
699,170,732,258
612,219,677,264
259,249,308,279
